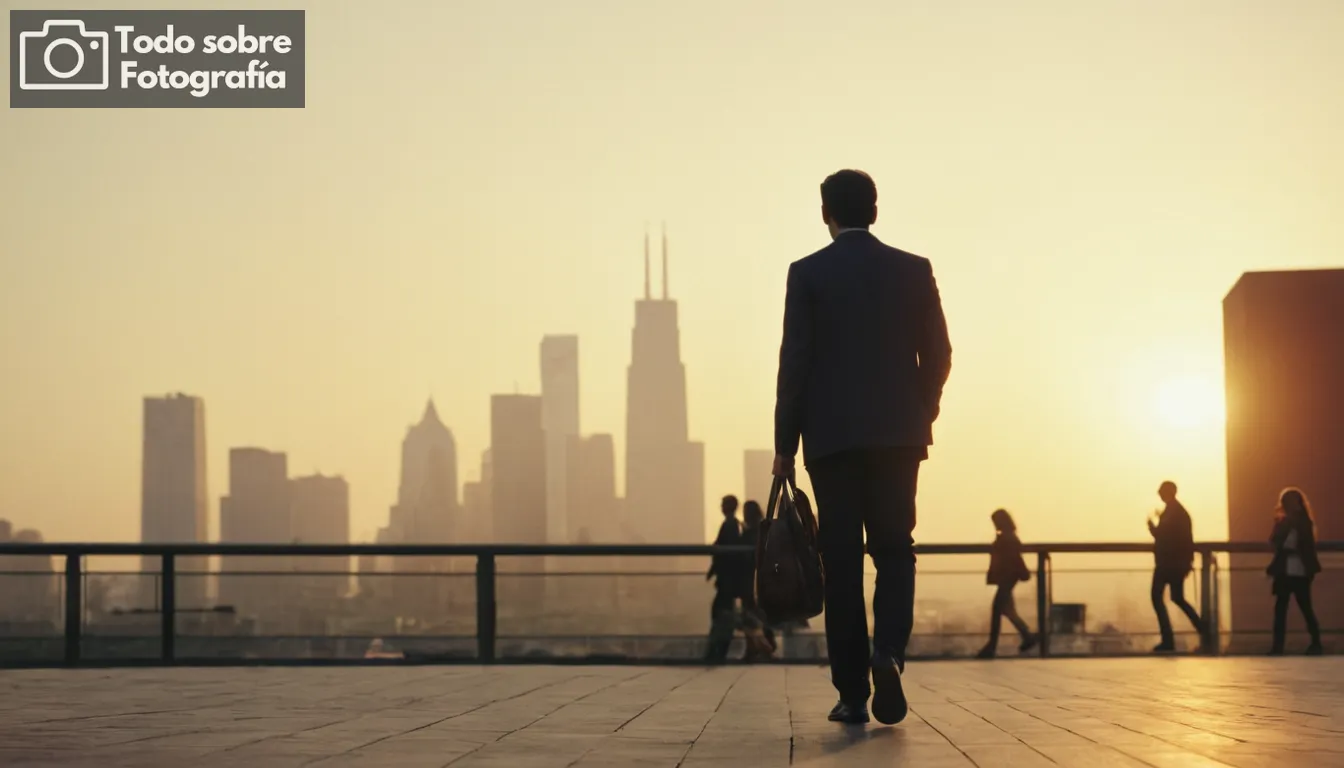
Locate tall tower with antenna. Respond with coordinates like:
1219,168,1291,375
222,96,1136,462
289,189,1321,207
644,226,652,300
624,225,705,544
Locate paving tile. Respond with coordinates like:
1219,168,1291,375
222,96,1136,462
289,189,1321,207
0,658,1341,766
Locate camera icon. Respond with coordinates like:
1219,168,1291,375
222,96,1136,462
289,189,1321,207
18,20,110,91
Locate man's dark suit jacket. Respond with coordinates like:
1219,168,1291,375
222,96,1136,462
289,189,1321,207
774,229,952,466
1152,501,1196,577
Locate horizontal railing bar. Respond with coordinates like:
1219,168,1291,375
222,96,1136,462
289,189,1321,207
0,544,743,556
0,569,1081,578
0,541,1337,557
0,570,735,578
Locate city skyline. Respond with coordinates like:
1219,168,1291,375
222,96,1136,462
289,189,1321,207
13,248,1338,550
107,269,1344,564
8,254,1331,549
6,0,1344,549
126,233,739,550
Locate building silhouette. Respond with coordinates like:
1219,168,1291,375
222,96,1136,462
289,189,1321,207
567,434,618,543
541,335,580,544
1224,269,1344,646
0,522,58,626
491,395,547,544
743,449,774,509
290,473,350,601
461,449,493,543
355,551,380,601
624,227,706,544
491,396,547,613
140,394,208,607
384,400,460,544
362,402,464,621
219,447,290,619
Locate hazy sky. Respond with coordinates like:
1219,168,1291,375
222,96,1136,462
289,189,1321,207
3,0,1342,549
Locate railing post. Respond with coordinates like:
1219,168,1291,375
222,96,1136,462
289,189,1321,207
1211,556,1221,653
1199,550,1217,655
476,554,497,663
161,554,176,662
64,553,82,666
1036,551,1050,657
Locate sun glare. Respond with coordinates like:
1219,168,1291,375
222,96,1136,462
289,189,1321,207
1153,374,1225,429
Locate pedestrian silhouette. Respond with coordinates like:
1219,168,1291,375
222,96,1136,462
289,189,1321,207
976,509,1039,658
772,169,952,725
1148,481,1207,653
705,495,742,663
1268,487,1323,655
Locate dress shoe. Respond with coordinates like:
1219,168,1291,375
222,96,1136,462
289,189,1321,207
1019,634,1040,653
869,652,908,725
1306,642,1323,656
827,700,869,724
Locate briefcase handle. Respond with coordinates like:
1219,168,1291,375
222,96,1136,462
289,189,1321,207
764,474,800,524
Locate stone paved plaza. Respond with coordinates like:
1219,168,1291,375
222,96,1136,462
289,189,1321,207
1,658,1342,767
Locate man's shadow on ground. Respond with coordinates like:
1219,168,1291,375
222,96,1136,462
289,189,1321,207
793,721,902,765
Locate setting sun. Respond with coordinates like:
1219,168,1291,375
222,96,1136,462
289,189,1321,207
1154,375,1225,430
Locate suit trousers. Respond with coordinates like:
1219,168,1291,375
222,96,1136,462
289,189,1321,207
1151,570,1205,647
807,446,922,703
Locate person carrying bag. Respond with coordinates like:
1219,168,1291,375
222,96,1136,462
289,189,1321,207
754,475,825,624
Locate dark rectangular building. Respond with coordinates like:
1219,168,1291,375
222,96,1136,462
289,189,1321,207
1224,269,1344,648
566,433,617,543
290,474,350,601
490,395,547,544
141,394,208,607
218,448,290,618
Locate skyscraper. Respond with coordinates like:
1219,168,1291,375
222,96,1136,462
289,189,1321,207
566,433,618,543
625,227,706,543
461,449,494,543
140,394,208,607
386,400,460,544
541,335,580,544
1224,269,1344,647
370,401,463,619
491,396,547,612
490,395,547,544
218,447,290,616
290,473,350,601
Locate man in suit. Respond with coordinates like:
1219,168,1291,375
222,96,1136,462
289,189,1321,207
772,169,952,725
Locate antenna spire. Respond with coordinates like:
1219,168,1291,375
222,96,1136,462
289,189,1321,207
643,225,651,299
661,221,669,300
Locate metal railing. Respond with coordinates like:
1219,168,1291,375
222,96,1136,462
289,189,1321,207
0,541,1339,666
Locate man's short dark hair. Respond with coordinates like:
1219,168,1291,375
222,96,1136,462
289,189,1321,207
721,495,739,514
820,169,877,228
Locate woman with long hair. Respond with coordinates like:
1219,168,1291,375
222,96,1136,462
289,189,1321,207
977,509,1039,659
1268,487,1323,655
